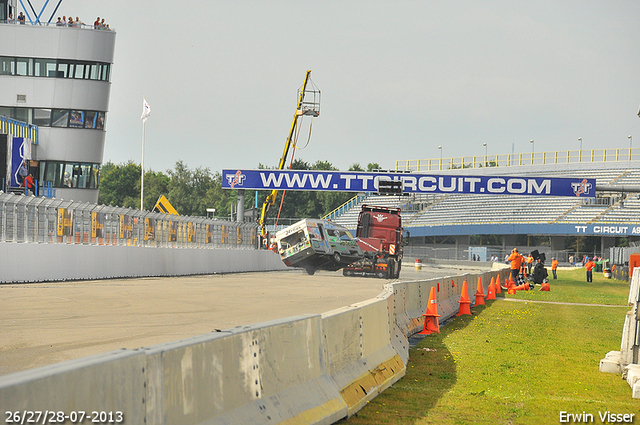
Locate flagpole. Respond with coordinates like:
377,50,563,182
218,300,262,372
140,97,150,211
141,119,145,210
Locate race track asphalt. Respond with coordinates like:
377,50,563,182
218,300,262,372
0,265,483,375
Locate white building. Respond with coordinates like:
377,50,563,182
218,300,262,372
0,0,115,203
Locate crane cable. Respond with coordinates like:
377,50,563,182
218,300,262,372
274,116,305,229
295,118,313,150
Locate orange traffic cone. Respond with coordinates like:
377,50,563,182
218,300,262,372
418,286,441,335
486,277,496,300
508,285,517,294
512,282,529,291
495,274,502,295
457,280,472,316
474,276,485,306
508,272,515,289
539,282,550,291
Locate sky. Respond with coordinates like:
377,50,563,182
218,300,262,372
52,1,640,174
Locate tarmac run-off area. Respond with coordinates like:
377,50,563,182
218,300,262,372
0,266,482,375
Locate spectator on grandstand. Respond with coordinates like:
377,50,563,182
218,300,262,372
75,17,84,27
17,12,25,24
7,13,14,23
56,17,63,26
507,248,524,284
551,257,559,279
67,17,74,27
94,17,100,29
585,257,595,282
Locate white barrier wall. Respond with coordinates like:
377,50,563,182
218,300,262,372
0,243,288,283
0,267,506,424
599,267,640,398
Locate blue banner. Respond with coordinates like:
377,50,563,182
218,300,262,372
10,137,28,187
222,169,596,198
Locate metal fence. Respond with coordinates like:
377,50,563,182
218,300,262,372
404,244,596,265
0,192,259,249
396,148,640,172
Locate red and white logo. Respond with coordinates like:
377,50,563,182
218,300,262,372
372,214,388,223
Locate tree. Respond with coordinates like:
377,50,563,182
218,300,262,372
98,161,170,210
166,160,217,216
98,161,141,208
367,162,381,171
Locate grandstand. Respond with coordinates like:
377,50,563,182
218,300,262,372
326,150,640,262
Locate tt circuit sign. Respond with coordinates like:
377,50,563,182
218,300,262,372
222,169,595,198
574,225,640,235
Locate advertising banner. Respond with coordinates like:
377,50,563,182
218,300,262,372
222,169,596,198
10,137,31,187
206,224,213,244
168,221,177,242
57,208,73,236
144,218,156,241
91,212,105,239
221,225,228,244
119,215,133,240
188,222,195,243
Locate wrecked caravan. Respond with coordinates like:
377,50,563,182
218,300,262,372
275,219,364,275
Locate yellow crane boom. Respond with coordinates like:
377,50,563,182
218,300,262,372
259,70,320,236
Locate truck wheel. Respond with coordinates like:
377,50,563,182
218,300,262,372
333,252,341,264
343,269,353,277
305,268,315,275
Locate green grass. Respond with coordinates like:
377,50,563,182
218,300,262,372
501,268,630,305
339,269,638,424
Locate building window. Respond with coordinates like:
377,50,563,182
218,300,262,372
69,110,84,128
34,58,57,77
1,106,106,130
0,56,14,75
15,57,32,76
51,110,69,127
33,108,52,126
41,161,100,189
0,56,110,80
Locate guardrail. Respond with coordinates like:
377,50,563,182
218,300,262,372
0,267,508,424
322,194,368,220
396,148,640,172
0,192,258,249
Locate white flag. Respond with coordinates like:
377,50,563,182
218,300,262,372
141,97,151,123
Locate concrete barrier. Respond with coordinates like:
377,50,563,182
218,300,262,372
599,267,640,398
0,349,147,423
322,290,404,417
0,268,506,424
0,243,288,283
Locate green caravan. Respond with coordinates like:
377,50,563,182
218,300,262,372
275,219,364,275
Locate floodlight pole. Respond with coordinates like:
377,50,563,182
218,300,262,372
578,137,582,162
483,142,487,165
